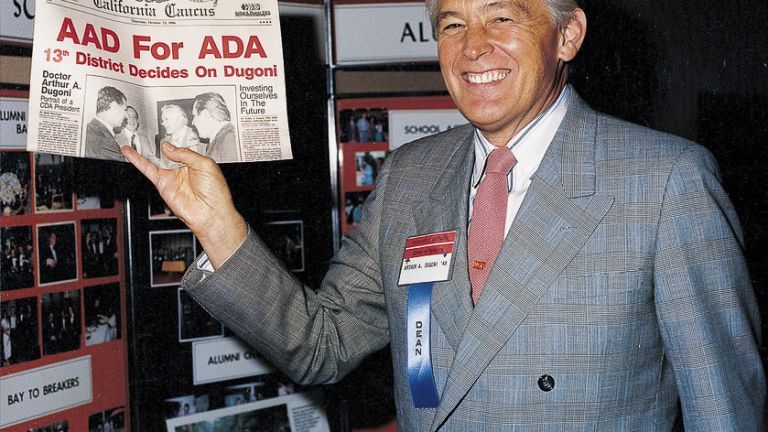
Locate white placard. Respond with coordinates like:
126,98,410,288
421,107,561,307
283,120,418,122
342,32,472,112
334,2,437,64
192,337,273,385
0,0,35,43
0,355,93,428
0,97,29,150
389,109,467,150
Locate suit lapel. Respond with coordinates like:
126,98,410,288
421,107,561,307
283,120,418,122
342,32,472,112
410,129,475,351
430,94,615,431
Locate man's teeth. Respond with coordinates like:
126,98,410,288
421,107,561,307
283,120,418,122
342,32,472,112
467,71,508,84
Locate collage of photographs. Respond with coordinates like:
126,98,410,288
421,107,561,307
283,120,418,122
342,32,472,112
337,106,390,233
139,192,318,429
335,97,462,236
163,372,302,421
1,150,128,430
143,193,222,346
26,405,126,432
145,203,307,344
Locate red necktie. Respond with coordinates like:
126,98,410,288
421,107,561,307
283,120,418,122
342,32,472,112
468,147,517,304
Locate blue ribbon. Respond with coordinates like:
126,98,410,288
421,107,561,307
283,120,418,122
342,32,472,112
406,282,440,408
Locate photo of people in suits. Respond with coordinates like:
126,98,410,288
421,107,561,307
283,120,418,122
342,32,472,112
150,230,195,287
41,290,81,356
191,92,239,163
37,222,77,285
174,403,290,432
81,219,118,279
34,153,73,213
88,406,125,432
223,380,271,407
159,100,205,168
0,297,39,367
178,288,223,342
84,86,128,162
0,151,31,216
84,283,121,346
115,106,156,160
339,108,388,143
1,226,34,290
164,395,209,419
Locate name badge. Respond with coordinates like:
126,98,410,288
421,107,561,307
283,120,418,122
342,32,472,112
398,231,457,286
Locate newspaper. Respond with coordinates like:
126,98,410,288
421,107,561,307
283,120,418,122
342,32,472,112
164,390,331,432
27,0,293,165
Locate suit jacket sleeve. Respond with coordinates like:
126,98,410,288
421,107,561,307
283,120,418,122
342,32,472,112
654,144,765,430
208,127,238,162
182,160,392,385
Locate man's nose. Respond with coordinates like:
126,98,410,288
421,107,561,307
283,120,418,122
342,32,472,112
462,25,493,60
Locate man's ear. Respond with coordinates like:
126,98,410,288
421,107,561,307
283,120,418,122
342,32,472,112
558,8,587,62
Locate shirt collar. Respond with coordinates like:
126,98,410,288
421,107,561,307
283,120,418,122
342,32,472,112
171,126,190,144
472,84,572,190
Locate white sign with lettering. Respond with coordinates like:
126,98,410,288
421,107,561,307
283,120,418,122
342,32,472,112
334,2,437,64
192,337,273,385
0,97,29,149
389,109,467,150
0,356,93,428
0,0,35,43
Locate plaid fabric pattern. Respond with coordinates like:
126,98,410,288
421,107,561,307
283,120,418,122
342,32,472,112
183,92,765,431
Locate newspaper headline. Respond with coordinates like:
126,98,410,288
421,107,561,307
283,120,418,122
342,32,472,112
27,0,293,165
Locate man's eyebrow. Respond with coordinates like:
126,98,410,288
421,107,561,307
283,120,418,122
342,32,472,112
437,0,532,22
485,0,532,16
437,10,460,22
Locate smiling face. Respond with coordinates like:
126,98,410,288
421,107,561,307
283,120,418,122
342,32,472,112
436,0,585,146
124,107,139,132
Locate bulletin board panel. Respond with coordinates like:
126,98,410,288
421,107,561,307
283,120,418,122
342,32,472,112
335,96,463,234
0,148,130,432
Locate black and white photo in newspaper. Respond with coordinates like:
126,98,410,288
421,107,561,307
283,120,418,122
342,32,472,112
27,0,292,164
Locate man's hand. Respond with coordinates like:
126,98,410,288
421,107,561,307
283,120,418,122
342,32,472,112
121,142,247,269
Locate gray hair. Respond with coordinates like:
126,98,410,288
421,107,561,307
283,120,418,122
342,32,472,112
160,104,188,122
426,0,579,32
193,92,231,122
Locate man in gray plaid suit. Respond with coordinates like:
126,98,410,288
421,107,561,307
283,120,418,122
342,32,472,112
123,0,765,429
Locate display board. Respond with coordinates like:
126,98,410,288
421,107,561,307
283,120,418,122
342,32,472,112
336,96,465,233
0,147,130,431
0,90,29,151
0,0,34,45
123,12,336,431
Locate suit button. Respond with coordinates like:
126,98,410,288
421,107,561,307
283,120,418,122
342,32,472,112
538,374,555,392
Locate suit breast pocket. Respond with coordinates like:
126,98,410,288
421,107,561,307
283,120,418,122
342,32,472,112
549,267,654,306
